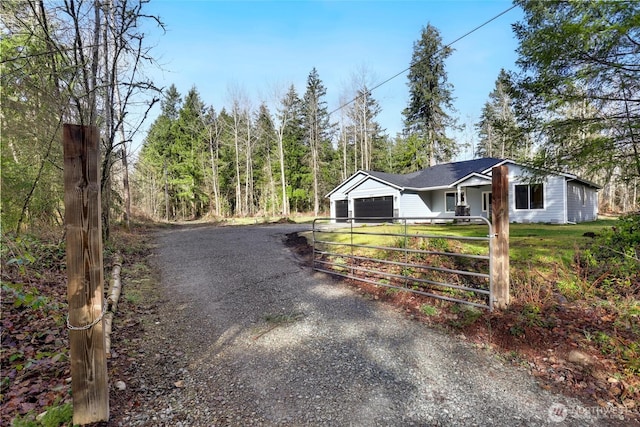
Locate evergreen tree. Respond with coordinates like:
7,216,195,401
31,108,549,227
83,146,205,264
274,85,299,215
390,134,424,174
302,68,334,215
280,85,309,213
171,86,208,218
136,84,182,219
402,24,457,169
514,0,640,210
215,108,237,216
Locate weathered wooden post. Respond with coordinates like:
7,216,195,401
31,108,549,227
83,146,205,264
491,165,510,309
63,124,109,424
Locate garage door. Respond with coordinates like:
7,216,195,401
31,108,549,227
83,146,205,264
354,196,393,222
335,200,348,222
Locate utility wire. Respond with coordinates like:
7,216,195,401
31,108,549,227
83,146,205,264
327,4,519,118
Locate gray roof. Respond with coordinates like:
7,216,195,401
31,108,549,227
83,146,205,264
366,157,504,189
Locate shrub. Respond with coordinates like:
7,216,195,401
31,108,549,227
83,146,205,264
577,213,639,298
420,304,439,316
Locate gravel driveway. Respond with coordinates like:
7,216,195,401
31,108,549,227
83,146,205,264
116,223,624,426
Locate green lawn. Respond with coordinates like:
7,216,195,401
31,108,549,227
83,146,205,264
313,218,617,270
508,219,615,266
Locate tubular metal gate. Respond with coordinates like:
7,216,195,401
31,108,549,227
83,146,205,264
312,216,496,310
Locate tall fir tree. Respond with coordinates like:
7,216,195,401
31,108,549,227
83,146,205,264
302,68,334,215
279,85,309,213
402,24,457,169
136,84,182,219
172,86,208,218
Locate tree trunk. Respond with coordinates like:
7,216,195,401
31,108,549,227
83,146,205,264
121,149,131,229
312,119,320,216
277,129,289,216
164,160,170,220
208,127,221,216
245,118,253,215
234,116,242,216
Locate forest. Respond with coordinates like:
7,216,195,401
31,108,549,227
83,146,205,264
2,0,639,234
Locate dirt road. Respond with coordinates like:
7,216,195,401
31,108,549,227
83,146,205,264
112,223,624,426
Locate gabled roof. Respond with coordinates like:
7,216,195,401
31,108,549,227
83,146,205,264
327,157,601,198
366,157,504,190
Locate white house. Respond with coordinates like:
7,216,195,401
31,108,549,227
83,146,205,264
326,158,600,224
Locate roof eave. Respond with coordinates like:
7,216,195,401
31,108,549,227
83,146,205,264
325,170,368,198
450,172,492,187
403,185,452,192
567,177,603,190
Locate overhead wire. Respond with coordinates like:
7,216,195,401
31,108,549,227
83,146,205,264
327,4,519,119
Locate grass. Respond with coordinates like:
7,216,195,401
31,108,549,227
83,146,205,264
420,304,439,316
8,399,73,427
313,220,620,308
314,218,617,273
508,219,614,266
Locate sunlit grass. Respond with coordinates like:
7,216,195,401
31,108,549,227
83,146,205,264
313,218,617,271
508,219,614,267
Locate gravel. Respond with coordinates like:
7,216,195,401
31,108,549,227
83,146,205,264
112,223,630,426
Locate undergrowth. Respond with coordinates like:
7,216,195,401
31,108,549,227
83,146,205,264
1,222,156,426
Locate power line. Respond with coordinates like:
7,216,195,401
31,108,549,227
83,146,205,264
327,4,519,119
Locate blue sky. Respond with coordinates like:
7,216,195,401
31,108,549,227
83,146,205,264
138,0,523,159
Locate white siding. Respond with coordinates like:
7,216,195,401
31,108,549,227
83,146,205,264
328,172,367,202
566,182,598,223
399,192,432,217
430,190,448,217
459,176,491,187
349,177,397,196
507,165,566,223
328,172,368,220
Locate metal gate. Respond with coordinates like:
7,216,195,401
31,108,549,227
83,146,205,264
312,216,496,310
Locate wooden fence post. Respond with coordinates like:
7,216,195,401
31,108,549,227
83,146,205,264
492,165,510,309
63,124,109,424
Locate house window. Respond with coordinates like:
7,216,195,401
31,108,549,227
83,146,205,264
445,192,456,212
581,186,587,207
445,190,466,212
482,192,492,213
515,184,544,210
